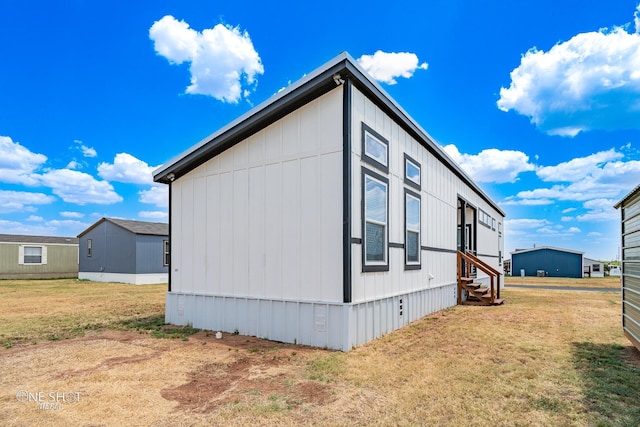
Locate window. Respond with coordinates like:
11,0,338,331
19,245,46,265
362,123,388,172
362,167,388,271
87,239,92,257
24,246,42,264
404,154,421,190
492,217,496,230
498,222,502,237
405,190,421,268
163,240,170,266
479,209,491,227
593,264,600,272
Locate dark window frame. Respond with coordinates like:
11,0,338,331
404,188,422,270
362,166,389,272
361,123,389,173
163,240,170,266
403,153,421,190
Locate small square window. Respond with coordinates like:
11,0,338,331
361,123,388,172
87,239,92,257
404,154,421,190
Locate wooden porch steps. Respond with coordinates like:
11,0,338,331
457,251,505,307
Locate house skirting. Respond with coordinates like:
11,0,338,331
79,272,168,285
165,283,457,351
0,272,77,279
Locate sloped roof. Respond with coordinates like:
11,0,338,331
78,218,168,238
153,52,505,217
0,234,78,245
511,246,584,256
614,183,640,209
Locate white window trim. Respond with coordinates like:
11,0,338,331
404,153,421,190
18,245,47,265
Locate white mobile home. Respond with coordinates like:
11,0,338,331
154,52,505,351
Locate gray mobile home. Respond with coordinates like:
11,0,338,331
615,185,640,352
0,234,78,279
78,218,169,284
154,52,505,351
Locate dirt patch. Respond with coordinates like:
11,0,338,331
160,331,332,413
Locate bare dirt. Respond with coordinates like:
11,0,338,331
0,329,334,426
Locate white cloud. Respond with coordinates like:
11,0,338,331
498,6,640,136
562,207,577,214
98,153,157,185
73,140,97,158
139,210,168,220
588,231,603,237
0,190,56,213
139,185,168,208
39,169,122,205
502,197,553,206
567,227,581,233
505,218,551,229
513,148,640,204
149,15,264,103
443,144,535,183
561,216,574,222
27,215,43,222
536,149,622,181
357,51,428,85
60,211,84,219
0,136,47,186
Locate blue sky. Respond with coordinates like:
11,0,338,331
2,1,640,261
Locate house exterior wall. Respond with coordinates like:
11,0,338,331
135,235,169,274
349,86,504,303
618,188,640,352
79,221,137,274
170,87,344,301
512,248,582,278
0,241,78,279
583,257,604,278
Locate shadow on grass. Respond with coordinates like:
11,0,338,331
573,342,640,426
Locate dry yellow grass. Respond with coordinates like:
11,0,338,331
0,279,638,426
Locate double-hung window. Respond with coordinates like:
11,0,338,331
163,240,170,266
362,167,389,271
19,245,46,265
405,189,421,268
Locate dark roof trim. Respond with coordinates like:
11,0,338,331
153,52,505,217
78,217,168,238
614,184,640,209
0,234,78,245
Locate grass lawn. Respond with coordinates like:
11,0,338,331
1,278,639,426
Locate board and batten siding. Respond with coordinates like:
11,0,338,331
170,87,344,302
349,86,503,303
617,187,640,352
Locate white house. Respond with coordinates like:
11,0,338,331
154,52,505,351
583,257,604,278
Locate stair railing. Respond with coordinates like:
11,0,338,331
457,251,502,304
